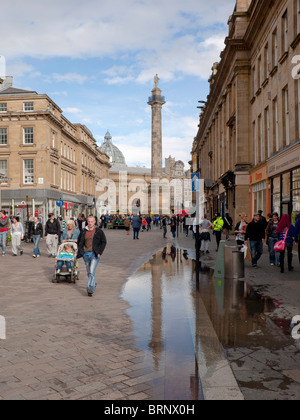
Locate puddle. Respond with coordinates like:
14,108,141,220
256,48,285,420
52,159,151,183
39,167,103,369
122,244,296,400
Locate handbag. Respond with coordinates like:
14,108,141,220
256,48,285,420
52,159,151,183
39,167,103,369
274,229,288,253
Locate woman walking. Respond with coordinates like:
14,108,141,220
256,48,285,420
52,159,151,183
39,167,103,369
30,216,43,258
61,219,80,243
234,212,248,246
199,214,212,254
11,216,24,256
265,212,280,266
276,214,295,273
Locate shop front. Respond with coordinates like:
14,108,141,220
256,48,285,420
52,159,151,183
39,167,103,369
268,142,300,221
250,163,270,219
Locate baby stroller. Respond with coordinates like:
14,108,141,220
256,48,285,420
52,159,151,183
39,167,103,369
52,241,79,284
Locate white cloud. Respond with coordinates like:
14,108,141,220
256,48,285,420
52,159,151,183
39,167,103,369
52,73,89,84
1,0,236,82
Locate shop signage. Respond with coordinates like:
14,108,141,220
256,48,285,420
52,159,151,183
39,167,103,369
268,143,300,177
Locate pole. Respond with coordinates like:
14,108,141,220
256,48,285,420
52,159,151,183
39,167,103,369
195,189,200,285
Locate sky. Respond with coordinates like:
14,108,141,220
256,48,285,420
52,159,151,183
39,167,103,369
0,0,236,168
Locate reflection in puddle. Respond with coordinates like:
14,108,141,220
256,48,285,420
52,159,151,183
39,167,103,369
122,245,288,400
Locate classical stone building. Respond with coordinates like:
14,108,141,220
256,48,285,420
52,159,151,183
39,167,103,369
0,78,110,222
192,0,300,224
98,130,192,215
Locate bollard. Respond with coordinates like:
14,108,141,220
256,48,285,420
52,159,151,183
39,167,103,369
224,246,245,279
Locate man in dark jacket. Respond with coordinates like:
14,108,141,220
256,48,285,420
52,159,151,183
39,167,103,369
245,213,266,267
77,215,107,297
45,213,60,258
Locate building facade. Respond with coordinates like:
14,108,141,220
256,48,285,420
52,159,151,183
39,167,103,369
192,0,300,224
0,79,110,222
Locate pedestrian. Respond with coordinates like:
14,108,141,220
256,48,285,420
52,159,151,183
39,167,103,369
244,212,265,268
258,210,267,230
234,212,248,246
162,216,168,238
265,212,280,266
29,216,43,258
77,215,107,297
124,216,131,236
45,213,60,258
56,244,74,274
0,210,10,256
132,214,141,240
199,214,212,254
223,213,233,240
11,216,24,256
146,216,152,230
295,213,300,264
212,213,224,251
170,216,177,239
276,214,295,273
61,219,80,243
142,217,147,232
183,214,189,237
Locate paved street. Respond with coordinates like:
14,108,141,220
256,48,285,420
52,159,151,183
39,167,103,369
0,226,299,400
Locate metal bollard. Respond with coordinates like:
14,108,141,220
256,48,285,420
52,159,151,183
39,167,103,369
224,246,245,279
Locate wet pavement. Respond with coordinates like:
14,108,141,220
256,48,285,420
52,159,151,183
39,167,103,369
122,240,300,400
0,227,299,400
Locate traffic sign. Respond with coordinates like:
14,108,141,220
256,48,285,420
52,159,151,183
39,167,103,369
191,173,200,192
56,199,64,208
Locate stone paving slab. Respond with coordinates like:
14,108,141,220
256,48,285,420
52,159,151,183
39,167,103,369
1,227,298,400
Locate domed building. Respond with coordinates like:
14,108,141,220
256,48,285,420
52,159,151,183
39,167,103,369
98,130,191,216
99,130,127,167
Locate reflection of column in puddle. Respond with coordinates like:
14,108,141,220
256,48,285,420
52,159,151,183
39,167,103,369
149,253,164,370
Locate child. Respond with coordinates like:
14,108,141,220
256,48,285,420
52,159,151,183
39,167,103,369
56,244,74,274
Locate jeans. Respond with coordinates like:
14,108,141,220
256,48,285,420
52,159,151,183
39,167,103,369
0,231,8,255
249,240,263,266
279,242,293,272
133,228,140,239
83,252,100,294
32,235,41,256
268,237,280,265
57,261,72,271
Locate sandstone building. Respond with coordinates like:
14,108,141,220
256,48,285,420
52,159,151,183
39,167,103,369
0,78,110,222
192,0,300,224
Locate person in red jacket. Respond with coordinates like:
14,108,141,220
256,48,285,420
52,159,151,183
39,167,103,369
0,210,10,256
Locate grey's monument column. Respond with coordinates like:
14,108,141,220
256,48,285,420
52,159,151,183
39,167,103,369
148,74,166,179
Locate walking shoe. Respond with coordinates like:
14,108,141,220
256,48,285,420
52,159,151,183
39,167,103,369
56,269,61,274
20,250,23,255
48,254,52,258
33,255,36,258
87,288,93,297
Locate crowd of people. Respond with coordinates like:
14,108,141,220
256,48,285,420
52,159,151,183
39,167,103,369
1,209,299,295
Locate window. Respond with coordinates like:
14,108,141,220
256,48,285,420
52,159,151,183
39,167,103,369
253,120,257,165
0,103,7,112
23,102,34,112
0,128,7,145
23,159,34,184
264,43,269,80
283,86,290,146
0,160,7,179
272,28,278,67
273,97,279,151
23,127,34,144
282,10,288,54
265,107,270,158
298,79,300,138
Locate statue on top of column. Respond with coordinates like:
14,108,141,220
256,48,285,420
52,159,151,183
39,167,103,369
154,74,159,89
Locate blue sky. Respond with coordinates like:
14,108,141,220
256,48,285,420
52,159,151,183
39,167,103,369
0,0,236,168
